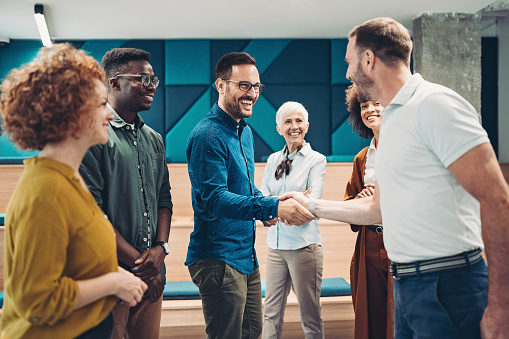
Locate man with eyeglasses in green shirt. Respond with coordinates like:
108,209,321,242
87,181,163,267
80,47,172,339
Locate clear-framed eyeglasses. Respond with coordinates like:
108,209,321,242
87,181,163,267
223,79,264,93
113,74,160,88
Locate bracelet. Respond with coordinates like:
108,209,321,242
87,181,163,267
308,197,317,216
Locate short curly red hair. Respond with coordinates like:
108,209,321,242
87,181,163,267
0,43,105,150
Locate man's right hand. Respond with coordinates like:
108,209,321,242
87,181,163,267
277,197,315,226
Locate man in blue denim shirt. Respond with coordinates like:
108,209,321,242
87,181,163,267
186,52,314,339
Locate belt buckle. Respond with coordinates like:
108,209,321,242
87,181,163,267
390,262,401,280
375,226,383,234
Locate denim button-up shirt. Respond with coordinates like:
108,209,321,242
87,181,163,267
185,103,279,274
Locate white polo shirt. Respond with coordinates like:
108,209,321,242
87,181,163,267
376,73,490,263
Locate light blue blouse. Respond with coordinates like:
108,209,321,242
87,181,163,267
260,142,326,250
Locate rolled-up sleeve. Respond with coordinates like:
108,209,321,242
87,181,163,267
9,199,78,326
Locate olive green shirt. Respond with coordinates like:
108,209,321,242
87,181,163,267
80,104,172,277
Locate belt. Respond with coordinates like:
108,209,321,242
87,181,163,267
367,225,383,234
390,248,483,280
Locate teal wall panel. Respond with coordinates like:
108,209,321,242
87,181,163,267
331,118,370,156
165,88,212,163
0,38,372,164
80,40,127,63
243,39,292,75
165,40,210,85
0,134,39,158
0,40,41,80
247,95,285,153
331,39,349,85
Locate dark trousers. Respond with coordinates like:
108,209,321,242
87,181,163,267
394,259,488,339
189,258,263,339
74,312,113,339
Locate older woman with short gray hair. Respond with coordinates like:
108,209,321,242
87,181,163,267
260,101,326,339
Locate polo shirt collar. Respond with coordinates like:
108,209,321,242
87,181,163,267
387,73,423,107
107,103,145,129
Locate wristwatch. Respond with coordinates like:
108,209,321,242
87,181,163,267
153,241,170,255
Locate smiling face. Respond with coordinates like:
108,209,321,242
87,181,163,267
114,59,156,115
81,79,114,146
277,112,309,152
360,100,383,133
217,64,260,121
345,37,377,102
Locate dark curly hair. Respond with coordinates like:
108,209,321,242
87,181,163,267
345,84,374,140
215,52,256,81
0,43,105,150
101,48,151,81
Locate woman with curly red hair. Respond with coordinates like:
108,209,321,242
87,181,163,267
0,43,147,339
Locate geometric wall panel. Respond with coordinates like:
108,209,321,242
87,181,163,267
331,84,351,131
81,40,127,63
331,39,350,85
247,95,284,154
165,40,210,85
0,37,375,163
263,39,330,85
243,39,292,75
165,88,212,163
332,118,370,156
165,85,210,131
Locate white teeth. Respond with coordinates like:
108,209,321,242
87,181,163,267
290,132,300,136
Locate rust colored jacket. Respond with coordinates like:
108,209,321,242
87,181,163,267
344,146,394,339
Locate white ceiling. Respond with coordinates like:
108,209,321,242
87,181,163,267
0,0,498,41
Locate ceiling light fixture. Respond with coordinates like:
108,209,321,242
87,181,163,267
34,4,52,47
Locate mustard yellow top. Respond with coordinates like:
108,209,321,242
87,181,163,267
1,157,118,339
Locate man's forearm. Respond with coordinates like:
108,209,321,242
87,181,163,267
481,199,509,308
114,227,141,268
155,207,172,243
313,196,382,225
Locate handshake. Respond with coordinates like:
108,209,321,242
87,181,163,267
262,191,314,227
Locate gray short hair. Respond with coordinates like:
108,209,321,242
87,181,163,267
275,101,309,128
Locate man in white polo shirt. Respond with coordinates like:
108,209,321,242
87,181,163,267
283,17,509,338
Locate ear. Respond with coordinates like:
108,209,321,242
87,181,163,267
109,77,121,91
304,121,310,133
276,125,283,136
364,50,375,72
215,78,225,95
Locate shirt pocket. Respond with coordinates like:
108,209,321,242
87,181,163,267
67,211,116,279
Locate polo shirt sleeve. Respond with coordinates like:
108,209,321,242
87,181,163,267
188,126,278,220
415,91,490,168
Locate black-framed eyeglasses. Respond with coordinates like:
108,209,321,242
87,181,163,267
223,79,264,93
114,74,160,88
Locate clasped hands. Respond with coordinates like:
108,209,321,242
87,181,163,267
131,246,166,303
262,188,315,227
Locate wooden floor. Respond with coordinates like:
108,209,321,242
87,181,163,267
160,295,354,339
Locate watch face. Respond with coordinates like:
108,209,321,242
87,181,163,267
162,242,170,254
